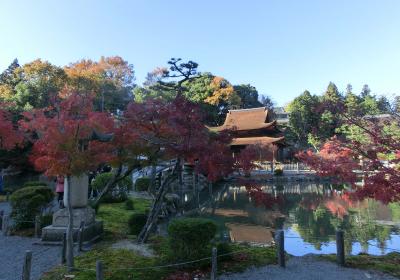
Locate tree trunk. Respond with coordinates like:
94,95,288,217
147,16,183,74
93,166,134,207
148,164,157,193
177,160,184,212
137,160,179,243
65,175,74,272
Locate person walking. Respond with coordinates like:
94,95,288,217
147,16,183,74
55,175,65,208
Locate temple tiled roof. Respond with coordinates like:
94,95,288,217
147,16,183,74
210,107,276,132
231,136,285,146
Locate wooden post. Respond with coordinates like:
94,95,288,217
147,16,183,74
276,230,285,267
78,221,85,252
211,247,217,280
2,214,9,236
0,210,3,229
22,250,32,280
34,215,41,238
296,162,299,174
61,232,66,264
96,260,104,280
336,230,345,266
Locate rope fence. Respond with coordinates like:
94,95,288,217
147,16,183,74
0,214,44,238
5,225,400,280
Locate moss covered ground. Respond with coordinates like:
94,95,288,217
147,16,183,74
321,252,400,278
41,198,277,280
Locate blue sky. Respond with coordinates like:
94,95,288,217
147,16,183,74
0,0,399,106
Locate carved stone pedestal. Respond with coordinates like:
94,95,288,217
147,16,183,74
41,175,103,243
41,207,103,242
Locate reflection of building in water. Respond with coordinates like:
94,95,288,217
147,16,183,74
225,223,274,245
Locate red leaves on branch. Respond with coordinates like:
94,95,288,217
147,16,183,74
123,96,235,182
297,138,359,184
0,104,23,150
298,114,400,203
21,93,115,177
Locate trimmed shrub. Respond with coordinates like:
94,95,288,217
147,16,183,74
128,213,147,235
125,199,134,210
168,218,217,261
23,181,48,187
135,177,150,192
10,186,54,229
92,172,133,203
216,242,233,261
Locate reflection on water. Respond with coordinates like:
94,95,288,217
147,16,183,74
194,182,400,256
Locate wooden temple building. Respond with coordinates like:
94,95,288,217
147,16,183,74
210,107,286,161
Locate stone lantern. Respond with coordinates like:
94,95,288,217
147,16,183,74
41,131,111,242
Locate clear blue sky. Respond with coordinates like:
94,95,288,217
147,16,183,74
1,0,399,106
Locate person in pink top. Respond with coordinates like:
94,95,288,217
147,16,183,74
55,175,64,207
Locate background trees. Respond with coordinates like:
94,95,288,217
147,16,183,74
286,83,394,150
298,96,400,203
286,90,320,147
133,58,274,126
64,56,135,112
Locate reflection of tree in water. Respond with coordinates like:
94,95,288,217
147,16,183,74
294,206,336,250
206,182,397,252
294,194,393,252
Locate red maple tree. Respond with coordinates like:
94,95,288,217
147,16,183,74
122,96,237,242
297,103,400,203
21,92,115,270
0,104,23,150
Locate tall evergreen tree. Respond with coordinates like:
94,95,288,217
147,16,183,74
287,90,320,147
0,58,20,87
360,84,371,98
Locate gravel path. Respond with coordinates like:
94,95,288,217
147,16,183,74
219,255,399,280
0,235,61,280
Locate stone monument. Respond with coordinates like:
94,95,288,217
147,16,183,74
41,174,103,242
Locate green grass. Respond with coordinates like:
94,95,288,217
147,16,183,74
218,243,277,273
41,247,169,280
321,252,400,278
96,198,151,240
41,241,277,280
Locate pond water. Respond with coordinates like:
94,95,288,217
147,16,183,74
192,182,400,256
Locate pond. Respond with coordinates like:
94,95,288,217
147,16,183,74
191,181,400,256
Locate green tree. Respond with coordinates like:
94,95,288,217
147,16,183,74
0,59,21,101
287,90,320,147
0,58,21,87
323,82,342,104
376,96,391,114
260,94,274,110
233,84,263,109
182,72,214,103
361,95,380,115
344,85,362,117
318,82,343,141
360,84,371,98
12,59,67,110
